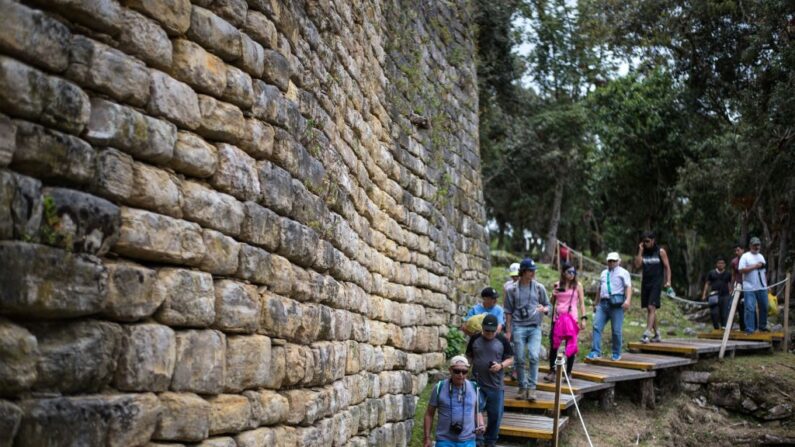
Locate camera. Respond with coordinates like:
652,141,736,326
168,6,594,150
450,422,463,434
519,308,529,318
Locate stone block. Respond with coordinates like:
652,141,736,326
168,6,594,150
181,180,243,236
262,49,290,92
265,253,294,296
243,389,287,427
119,9,173,70
171,39,227,97
0,0,71,72
84,97,176,165
264,344,285,389
213,279,260,333
200,229,241,275
211,143,261,201
16,394,161,447
41,187,120,255
128,162,183,218
0,114,14,167
282,388,323,426
240,118,273,159
0,399,22,446
223,65,255,109
92,148,134,202
257,160,293,215
0,241,107,318
171,329,226,394
208,394,250,435
188,6,242,62
235,427,275,447
260,291,320,344
0,318,38,396
6,170,42,241
115,207,205,265
236,243,272,285
154,392,210,442
148,70,201,129
154,268,216,327
173,132,218,177
283,344,313,386
225,334,270,392
252,80,287,127
12,119,95,184
239,201,280,251
197,96,246,143
195,0,247,27
114,323,176,391
244,10,277,49
67,35,150,107
196,438,236,447
125,0,192,35
277,218,318,268
0,56,90,135
239,33,265,77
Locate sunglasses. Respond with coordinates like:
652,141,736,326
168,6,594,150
607,260,617,263
565,270,576,274
643,239,652,243
451,369,469,375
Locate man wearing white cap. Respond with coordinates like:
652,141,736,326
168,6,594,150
586,252,632,361
502,262,520,301
423,356,485,447
739,236,769,333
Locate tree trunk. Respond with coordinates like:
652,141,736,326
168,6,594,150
544,176,565,263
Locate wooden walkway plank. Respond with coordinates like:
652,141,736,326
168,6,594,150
505,375,614,394
585,352,697,370
503,386,581,410
539,363,656,383
628,338,729,357
697,330,782,342
499,412,568,440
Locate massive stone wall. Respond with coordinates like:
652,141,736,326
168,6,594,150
0,0,489,446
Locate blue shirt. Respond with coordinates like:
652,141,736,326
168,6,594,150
429,379,478,441
463,303,505,326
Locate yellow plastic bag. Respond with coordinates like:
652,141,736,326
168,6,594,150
768,292,778,317
464,313,486,333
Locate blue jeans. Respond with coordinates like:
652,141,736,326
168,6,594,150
477,387,504,444
744,289,768,332
512,325,542,390
436,441,476,447
590,299,624,358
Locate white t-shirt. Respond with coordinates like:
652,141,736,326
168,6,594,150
738,252,767,291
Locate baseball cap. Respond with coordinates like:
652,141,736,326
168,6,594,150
606,252,620,261
482,314,499,331
481,287,498,298
519,258,537,272
749,237,761,246
508,263,520,276
449,355,470,369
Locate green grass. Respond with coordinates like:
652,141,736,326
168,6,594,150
409,382,435,447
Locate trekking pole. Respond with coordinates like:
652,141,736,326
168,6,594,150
552,352,565,446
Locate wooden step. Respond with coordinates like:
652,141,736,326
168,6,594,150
506,375,614,394
499,412,568,440
698,330,783,342
629,338,771,357
584,352,696,370
503,386,581,410
539,363,655,383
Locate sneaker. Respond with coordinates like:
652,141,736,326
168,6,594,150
651,333,662,343
611,353,622,361
526,389,537,401
518,388,527,399
543,371,555,383
760,327,770,332
585,351,600,360
641,331,650,344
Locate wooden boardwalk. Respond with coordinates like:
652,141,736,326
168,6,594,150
629,337,771,357
499,412,568,440
539,363,656,383
505,375,614,394
584,352,696,371
697,329,783,342
503,386,581,410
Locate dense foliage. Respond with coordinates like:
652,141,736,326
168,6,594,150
475,0,794,295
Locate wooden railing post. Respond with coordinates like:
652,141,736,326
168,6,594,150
551,352,564,446
783,272,791,353
720,285,743,360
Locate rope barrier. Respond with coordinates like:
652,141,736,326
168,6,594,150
562,366,594,447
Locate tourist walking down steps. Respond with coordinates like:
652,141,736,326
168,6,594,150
634,231,670,344
423,356,485,447
739,237,769,334
587,252,632,361
544,263,587,382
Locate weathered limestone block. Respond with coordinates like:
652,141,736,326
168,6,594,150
283,344,314,386
4,168,42,240
278,218,318,268
195,437,236,447
235,427,275,447
114,323,176,391
173,132,218,177
194,0,247,27
225,334,270,392
239,34,265,77
12,119,95,184
154,268,216,327
119,9,173,70
243,389,287,427
309,342,347,386
0,399,22,446
0,56,90,135
181,180,243,236
171,329,226,394
239,119,273,160
27,320,121,394
129,162,182,218
223,65,255,109
154,392,210,442
213,279,259,333
92,148,134,202
197,95,246,143
40,187,120,255
188,6,242,62
0,114,14,167
36,0,121,35
295,426,322,447
115,207,206,265
239,201,280,251
171,39,227,97
17,394,161,447
257,160,293,215
84,98,177,165
125,0,192,35
0,0,70,72
350,314,371,345
265,253,294,296
264,344,285,389
211,143,261,201
0,241,107,318
207,394,250,436
260,291,320,344
282,388,324,426
412,326,440,352
345,373,370,407
262,49,290,92
200,229,241,275
236,244,273,285
67,35,150,107
148,70,201,130
0,318,38,396
244,10,277,49
369,321,390,347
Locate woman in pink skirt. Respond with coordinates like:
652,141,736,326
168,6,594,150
544,263,587,381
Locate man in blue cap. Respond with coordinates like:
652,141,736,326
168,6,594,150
503,258,549,401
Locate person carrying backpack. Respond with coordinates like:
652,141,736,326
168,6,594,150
423,356,485,447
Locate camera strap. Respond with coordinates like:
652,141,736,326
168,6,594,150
447,379,467,429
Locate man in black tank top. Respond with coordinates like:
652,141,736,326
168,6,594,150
634,231,671,343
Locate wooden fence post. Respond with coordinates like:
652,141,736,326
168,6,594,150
784,272,791,353
551,352,564,447
720,285,743,360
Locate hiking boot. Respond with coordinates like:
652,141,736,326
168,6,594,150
651,332,662,343
518,388,527,399
641,331,651,344
760,327,770,332
526,389,537,401
611,353,622,361
543,371,555,382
